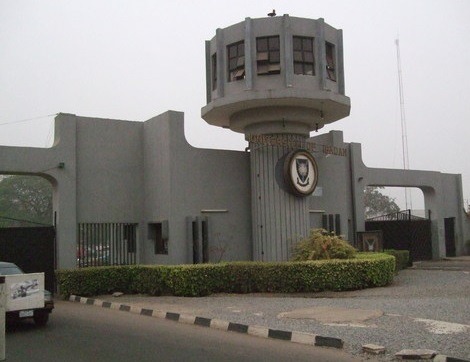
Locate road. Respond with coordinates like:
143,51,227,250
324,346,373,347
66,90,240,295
5,301,361,361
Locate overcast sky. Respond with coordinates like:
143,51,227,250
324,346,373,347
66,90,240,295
1,0,469,209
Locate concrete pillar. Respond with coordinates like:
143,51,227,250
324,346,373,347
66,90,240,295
250,134,309,262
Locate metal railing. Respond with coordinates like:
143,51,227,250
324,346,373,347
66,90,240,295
77,223,137,268
366,209,428,222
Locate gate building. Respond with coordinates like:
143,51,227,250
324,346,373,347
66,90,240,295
0,14,468,270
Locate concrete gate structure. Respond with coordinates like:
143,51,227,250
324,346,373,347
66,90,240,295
0,14,468,270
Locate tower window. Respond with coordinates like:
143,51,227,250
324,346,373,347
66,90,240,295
256,36,280,75
293,36,315,76
325,42,336,81
227,41,245,82
211,53,217,90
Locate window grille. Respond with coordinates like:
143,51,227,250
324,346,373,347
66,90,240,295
325,42,336,81
256,36,280,75
211,53,217,90
293,36,315,76
77,223,137,267
227,41,245,81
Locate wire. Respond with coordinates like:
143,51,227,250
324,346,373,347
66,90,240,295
0,215,51,226
0,113,58,127
45,118,55,147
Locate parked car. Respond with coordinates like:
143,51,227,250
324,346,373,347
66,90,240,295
0,261,54,326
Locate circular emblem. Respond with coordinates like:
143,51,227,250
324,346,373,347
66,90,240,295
284,149,318,197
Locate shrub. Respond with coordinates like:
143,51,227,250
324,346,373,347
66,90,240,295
384,249,410,271
291,228,357,261
56,253,395,298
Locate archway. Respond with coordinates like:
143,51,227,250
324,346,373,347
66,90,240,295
0,174,56,291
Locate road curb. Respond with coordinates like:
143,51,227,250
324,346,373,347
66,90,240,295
69,295,344,349
431,355,470,362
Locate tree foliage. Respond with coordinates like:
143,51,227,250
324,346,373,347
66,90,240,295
364,186,400,219
0,175,52,226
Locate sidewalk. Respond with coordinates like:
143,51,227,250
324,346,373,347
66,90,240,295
70,259,470,361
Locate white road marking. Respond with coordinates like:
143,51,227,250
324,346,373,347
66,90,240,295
413,318,469,334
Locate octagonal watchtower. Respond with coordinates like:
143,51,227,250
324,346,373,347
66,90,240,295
201,14,350,261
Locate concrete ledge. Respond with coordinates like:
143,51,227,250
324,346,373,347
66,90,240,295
68,295,344,349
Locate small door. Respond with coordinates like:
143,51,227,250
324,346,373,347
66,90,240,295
444,217,456,257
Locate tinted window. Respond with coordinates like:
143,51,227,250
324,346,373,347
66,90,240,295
0,266,23,275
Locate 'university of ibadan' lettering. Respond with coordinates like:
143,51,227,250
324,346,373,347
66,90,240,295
322,145,347,157
247,134,347,157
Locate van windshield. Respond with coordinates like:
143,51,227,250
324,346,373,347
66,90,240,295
0,266,23,275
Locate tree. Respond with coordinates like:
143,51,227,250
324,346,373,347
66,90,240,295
364,186,400,219
0,175,53,226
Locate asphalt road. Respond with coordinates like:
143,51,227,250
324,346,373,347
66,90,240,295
92,258,470,360
5,301,360,362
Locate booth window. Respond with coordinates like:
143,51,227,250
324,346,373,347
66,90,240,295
325,42,336,81
211,53,217,90
256,36,280,75
227,41,245,81
293,36,315,76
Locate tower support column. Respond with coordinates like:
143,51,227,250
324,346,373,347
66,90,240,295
250,134,309,261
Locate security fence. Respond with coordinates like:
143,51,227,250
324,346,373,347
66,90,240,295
77,223,137,267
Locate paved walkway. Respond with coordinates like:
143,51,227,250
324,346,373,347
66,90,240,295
73,258,470,361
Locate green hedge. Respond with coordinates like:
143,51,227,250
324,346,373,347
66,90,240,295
384,249,410,271
56,253,395,298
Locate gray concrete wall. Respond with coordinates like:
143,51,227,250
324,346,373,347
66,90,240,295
0,111,252,269
141,111,252,265
76,117,144,223
308,131,353,239
1,113,468,269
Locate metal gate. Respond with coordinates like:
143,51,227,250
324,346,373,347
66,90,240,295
77,223,137,267
365,210,432,261
0,226,56,292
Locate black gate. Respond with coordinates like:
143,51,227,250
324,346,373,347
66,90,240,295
0,226,56,292
365,210,432,261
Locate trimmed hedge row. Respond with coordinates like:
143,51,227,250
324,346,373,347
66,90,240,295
384,249,410,271
56,253,395,298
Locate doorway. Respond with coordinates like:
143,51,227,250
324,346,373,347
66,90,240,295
444,217,456,257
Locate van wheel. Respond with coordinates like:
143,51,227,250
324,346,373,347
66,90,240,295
34,311,49,326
